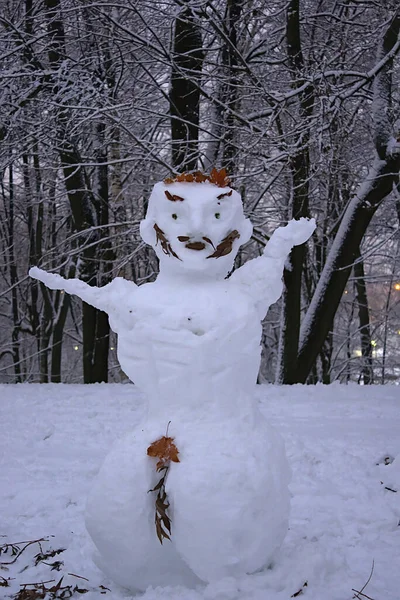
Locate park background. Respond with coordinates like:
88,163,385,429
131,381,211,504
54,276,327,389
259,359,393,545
1,3,400,599
1,0,400,386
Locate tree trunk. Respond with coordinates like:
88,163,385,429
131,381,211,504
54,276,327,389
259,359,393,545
51,292,70,383
220,0,243,173
354,250,373,384
277,0,313,383
170,4,203,171
7,165,22,382
43,0,111,382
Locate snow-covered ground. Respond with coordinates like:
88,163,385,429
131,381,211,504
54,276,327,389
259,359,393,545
1,383,399,600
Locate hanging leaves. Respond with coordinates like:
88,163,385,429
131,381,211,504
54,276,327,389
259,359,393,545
148,466,172,544
164,168,231,188
147,430,180,544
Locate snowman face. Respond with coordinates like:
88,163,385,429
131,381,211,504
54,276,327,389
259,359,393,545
140,181,253,278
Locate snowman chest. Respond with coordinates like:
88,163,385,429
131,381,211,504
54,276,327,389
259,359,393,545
113,281,261,402
121,281,256,336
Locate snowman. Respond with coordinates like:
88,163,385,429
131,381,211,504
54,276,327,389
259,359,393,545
29,171,315,592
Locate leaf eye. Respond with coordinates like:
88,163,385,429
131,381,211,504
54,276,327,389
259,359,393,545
215,212,221,219
172,213,178,220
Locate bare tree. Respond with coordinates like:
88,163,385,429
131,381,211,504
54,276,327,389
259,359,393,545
1,0,399,385
293,11,400,384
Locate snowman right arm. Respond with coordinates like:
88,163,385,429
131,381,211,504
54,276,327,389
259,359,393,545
29,267,137,314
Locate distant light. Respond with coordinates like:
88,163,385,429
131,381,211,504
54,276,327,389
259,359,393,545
371,340,377,347
394,283,400,290
397,330,400,335
110,347,115,350
354,349,362,357
74,345,79,351
344,290,348,294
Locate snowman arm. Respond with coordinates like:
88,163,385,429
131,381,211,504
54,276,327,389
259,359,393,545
29,267,136,313
230,218,316,318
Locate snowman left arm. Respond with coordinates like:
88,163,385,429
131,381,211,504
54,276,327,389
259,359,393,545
29,266,137,321
229,218,316,319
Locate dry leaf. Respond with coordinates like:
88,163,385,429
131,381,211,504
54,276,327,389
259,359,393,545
153,224,181,260
13,590,43,599
163,169,231,188
291,582,308,598
147,436,180,470
48,577,64,593
34,548,65,566
207,230,240,259
164,190,184,202
209,167,230,187
148,466,172,544
217,190,233,200
202,236,215,249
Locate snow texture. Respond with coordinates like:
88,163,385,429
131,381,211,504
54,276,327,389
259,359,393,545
2,383,400,600
29,180,315,590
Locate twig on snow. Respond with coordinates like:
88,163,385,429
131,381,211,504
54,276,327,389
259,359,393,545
67,572,90,581
0,538,47,565
352,560,375,600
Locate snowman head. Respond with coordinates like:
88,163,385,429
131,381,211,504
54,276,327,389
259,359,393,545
140,176,253,279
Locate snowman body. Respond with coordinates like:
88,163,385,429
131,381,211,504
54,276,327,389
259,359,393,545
30,178,315,592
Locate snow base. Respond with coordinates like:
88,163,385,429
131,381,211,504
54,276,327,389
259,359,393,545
2,383,400,600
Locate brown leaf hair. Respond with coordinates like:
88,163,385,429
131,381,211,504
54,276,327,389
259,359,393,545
164,168,231,188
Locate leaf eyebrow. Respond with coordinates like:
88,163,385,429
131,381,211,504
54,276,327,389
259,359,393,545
165,190,184,201
217,190,233,200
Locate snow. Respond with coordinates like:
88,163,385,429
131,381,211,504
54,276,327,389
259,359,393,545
2,382,400,599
